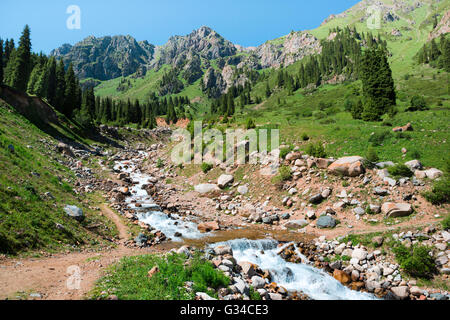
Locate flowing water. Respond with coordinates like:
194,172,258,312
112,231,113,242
114,153,377,300
211,239,376,300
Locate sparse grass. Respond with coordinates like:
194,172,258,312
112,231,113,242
90,252,229,300
271,166,292,185
0,104,118,255
423,176,450,205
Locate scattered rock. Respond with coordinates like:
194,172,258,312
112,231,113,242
197,221,220,233
381,202,413,218
316,215,337,229
194,184,220,194
63,205,84,222
327,156,365,177
218,175,234,189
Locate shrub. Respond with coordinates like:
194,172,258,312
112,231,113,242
407,95,429,112
313,110,327,120
271,166,292,185
366,146,379,163
280,146,293,159
319,118,336,125
442,215,450,230
249,287,262,300
408,149,421,160
368,131,392,146
392,243,436,279
318,101,332,110
423,177,450,205
201,163,213,173
387,164,413,178
344,99,353,112
305,142,326,158
245,118,256,129
351,99,363,119
156,158,164,168
301,109,313,117
278,166,292,181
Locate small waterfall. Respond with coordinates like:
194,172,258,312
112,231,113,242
212,239,377,300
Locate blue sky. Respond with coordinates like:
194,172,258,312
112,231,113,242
0,0,360,53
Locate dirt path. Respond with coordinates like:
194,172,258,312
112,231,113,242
0,205,159,300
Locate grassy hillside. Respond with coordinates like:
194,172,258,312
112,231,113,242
309,0,448,77
0,96,118,256
90,0,449,172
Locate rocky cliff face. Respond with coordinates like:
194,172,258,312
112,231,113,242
50,35,155,80
51,26,322,84
249,32,322,69
429,9,450,40
151,26,237,69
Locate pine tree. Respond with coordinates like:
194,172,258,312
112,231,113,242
265,82,271,98
63,63,78,116
442,37,450,73
45,57,57,104
4,39,14,65
54,59,66,111
360,48,396,121
226,94,235,116
27,62,44,94
0,39,3,84
8,25,32,91
351,99,363,119
430,39,440,61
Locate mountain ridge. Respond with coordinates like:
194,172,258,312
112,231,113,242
50,0,449,99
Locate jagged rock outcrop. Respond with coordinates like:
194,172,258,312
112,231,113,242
51,35,155,80
429,10,450,40
151,26,237,70
245,32,321,69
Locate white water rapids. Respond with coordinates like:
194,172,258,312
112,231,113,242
114,153,377,300
211,239,377,300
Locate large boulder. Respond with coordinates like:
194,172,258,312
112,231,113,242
404,160,422,171
237,185,249,195
328,156,365,177
57,142,75,158
238,261,257,278
381,202,413,218
197,221,220,233
316,215,337,228
424,168,443,180
333,270,351,285
316,158,334,169
217,174,234,189
390,286,410,300
352,248,368,261
392,123,413,132
214,245,233,256
63,205,84,221
194,184,220,194
283,219,308,229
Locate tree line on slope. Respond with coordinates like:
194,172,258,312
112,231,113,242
416,33,450,72
209,26,394,122
0,26,193,130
